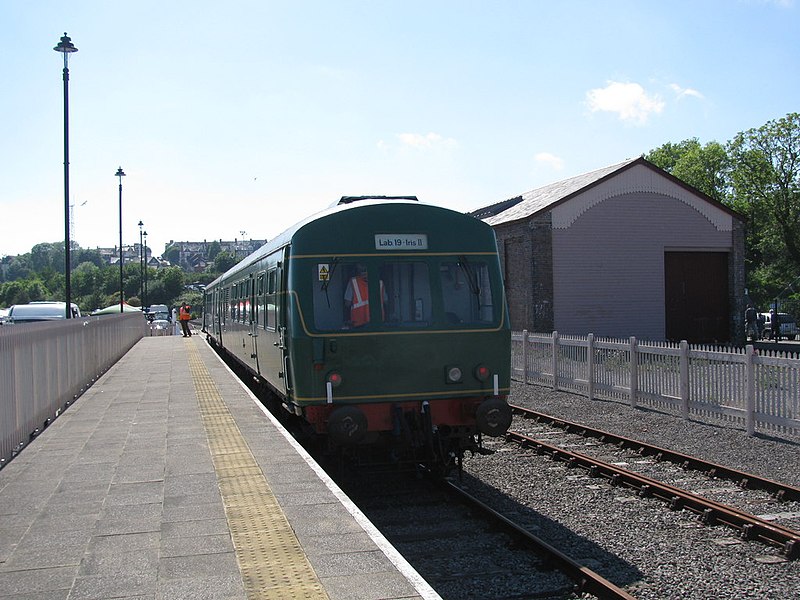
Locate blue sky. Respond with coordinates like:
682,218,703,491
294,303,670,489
2,0,798,258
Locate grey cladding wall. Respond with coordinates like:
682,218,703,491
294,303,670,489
552,191,733,339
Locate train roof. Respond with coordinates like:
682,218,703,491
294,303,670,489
207,198,488,287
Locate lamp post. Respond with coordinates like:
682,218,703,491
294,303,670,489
143,230,148,307
138,220,144,304
116,167,125,313
54,33,78,318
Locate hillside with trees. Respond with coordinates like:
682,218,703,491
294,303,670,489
0,242,243,313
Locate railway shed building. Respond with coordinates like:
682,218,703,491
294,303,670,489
472,157,745,344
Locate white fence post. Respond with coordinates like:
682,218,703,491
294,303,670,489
680,340,689,420
552,331,559,391
745,344,756,436
587,333,595,401
629,336,638,408
522,329,529,385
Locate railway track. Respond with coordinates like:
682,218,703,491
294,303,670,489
506,404,800,558
335,470,637,599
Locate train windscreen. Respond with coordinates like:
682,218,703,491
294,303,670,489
310,258,495,331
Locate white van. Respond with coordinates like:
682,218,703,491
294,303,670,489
7,301,81,323
760,312,798,340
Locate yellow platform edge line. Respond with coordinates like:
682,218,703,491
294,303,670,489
186,341,328,600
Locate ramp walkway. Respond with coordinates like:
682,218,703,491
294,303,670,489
0,335,439,600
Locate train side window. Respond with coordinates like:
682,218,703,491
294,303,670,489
440,260,495,325
244,279,252,322
237,280,244,322
379,262,431,327
266,268,277,331
256,273,266,328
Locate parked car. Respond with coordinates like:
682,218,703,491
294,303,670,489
760,312,798,340
7,301,81,323
149,317,172,335
145,304,170,322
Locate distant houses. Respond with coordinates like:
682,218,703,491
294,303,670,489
102,244,169,269
94,238,267,272
164,238,267,272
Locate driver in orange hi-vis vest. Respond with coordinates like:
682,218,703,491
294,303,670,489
344,266,385,327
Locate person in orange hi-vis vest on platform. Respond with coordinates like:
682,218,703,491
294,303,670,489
179,303,192,337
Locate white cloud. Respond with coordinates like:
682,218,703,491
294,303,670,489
397,132,458,149
534,152,564,170
585,81,665,125
670,83,705,100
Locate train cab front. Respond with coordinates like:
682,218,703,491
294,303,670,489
286,212,512,467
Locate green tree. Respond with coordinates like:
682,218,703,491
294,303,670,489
164,244,180,265
0,279,51,305
213,250,238,273
6,255,32,280
646,138,731,202
72,262,102,297
728,112,800,268
158,267,185,300
207,240,221,261
123,263,142,301
74,247,105,268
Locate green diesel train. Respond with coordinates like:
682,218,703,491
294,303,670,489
203,196,511,467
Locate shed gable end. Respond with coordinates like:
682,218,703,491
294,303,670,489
551,164,733,231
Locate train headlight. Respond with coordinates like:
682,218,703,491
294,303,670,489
327,372,343,388
446,366,463,383
474,365,491,382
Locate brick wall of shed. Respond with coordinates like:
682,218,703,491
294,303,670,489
494,215,553,332
731,219,746,344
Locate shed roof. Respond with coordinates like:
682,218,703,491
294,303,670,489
472,158,638,225
471,156,741,227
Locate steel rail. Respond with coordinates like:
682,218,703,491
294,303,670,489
441,479,639,600
509,404,800,503
504,429,800,558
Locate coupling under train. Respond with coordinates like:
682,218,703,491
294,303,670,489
202,196,512,468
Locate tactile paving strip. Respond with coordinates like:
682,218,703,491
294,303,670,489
187,341,329,599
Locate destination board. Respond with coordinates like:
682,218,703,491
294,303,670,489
374,234,428,250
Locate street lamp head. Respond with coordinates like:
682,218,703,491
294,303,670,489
54,33,78,54
115,166,126,179
138,220,144,228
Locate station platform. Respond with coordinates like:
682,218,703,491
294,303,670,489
0,334,439,600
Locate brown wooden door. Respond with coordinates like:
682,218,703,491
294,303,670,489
664,252,729,343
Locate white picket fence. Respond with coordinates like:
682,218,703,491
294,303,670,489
512,331,800,437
